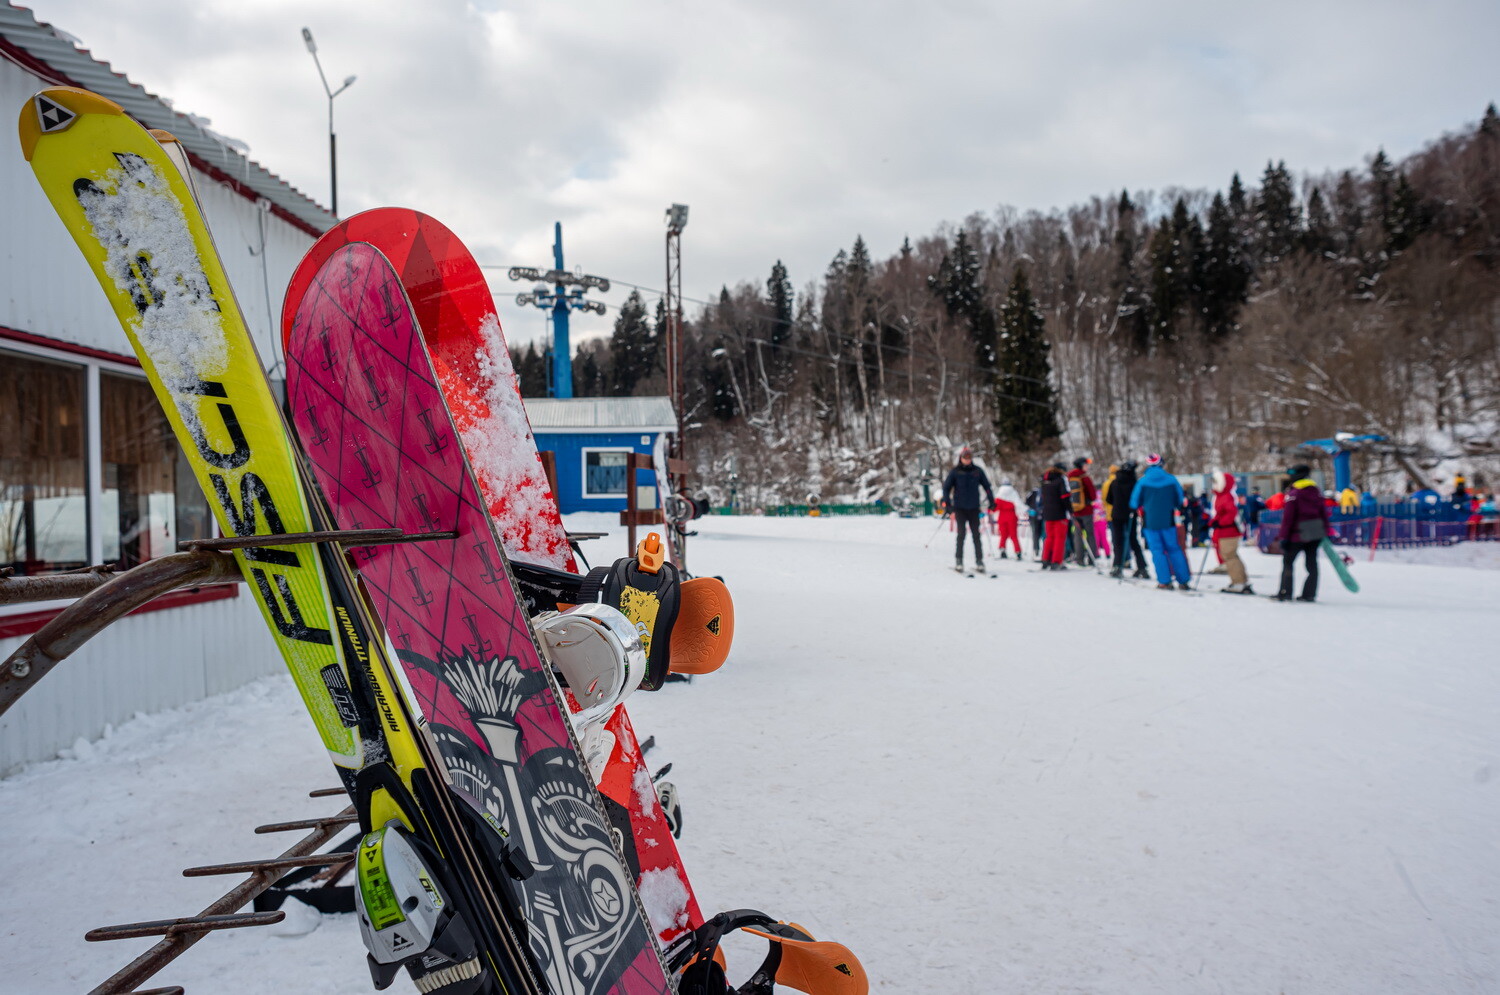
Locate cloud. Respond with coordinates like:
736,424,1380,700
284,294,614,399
24,0,1498,348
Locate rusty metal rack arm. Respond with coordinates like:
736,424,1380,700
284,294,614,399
86,805,356,994
1,551,243,717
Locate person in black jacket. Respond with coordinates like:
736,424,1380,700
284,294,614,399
1103,460,1148,578
942,447,995,573
1038,463,1072,570
1025,486,1043,559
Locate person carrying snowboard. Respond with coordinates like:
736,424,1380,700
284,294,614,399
1039,464,1072,570
1275,463,1329,602
1129,453,1192,589
1210,471,1253,594
1103,460,1148,579
942,447,994,574
994,481,1024,560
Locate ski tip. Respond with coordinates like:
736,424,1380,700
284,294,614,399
18,87,123,161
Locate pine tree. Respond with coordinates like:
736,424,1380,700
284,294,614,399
1303,187,1335,256
994,268,1061,452
1252,160,1302,265
1369,150,1395,231
767,260,794,354
1146,198,1201,348
930,229,996,370
607,289,656,396
1199,192,1250,340
1332,170,1365,256
1385,173,1423,253
1112,191,1150,352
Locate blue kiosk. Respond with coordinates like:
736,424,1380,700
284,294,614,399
523,397,677,514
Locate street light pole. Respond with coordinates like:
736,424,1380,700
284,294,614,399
301,28,355,217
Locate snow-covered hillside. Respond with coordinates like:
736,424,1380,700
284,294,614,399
2,514,1497,994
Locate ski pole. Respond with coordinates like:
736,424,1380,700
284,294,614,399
923,514,949,549
1193,541,1212,590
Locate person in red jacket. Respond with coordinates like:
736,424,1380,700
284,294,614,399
1210,471,1252,594
993,482,1023,559
1066,457,1098,564
1276,464,1330,602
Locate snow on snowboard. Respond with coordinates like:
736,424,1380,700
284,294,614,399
284,240,671,994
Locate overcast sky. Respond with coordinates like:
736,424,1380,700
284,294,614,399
21,0,1499,347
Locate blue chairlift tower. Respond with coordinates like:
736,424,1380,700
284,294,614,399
509,222,608,398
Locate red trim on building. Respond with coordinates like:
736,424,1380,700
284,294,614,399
0,325,140,366
0,583,239,640
0,36,80,88
182,148,325,239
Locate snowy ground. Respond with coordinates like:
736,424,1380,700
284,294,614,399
2,513,1498,994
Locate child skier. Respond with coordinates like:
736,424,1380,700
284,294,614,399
994,481,1023,560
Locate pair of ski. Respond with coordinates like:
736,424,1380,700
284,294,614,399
22,87,679,995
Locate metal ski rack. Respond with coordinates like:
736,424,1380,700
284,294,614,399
0,525,460,992
84,798,357,994
619,451,693,567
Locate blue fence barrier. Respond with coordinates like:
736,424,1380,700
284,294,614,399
1256,502,1499,553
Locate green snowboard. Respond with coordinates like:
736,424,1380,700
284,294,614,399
1320,538,1360,593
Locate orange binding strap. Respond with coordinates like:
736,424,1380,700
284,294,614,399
742,925,868,995
669,576,735,675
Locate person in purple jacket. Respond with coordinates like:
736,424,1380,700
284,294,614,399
1275,463,1330,602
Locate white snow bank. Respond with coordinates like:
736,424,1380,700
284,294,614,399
2,514,1497,993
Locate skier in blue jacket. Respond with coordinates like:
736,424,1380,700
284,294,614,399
1129,453,1193,590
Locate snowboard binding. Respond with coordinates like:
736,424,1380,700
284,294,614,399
575,533,736,689
666,909,868,995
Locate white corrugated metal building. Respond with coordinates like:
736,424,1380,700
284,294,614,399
1,5,332,773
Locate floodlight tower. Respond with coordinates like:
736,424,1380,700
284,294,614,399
509,222,608,398
664,203,688,457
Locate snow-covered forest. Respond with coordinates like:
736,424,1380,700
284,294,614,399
514,105,1500,506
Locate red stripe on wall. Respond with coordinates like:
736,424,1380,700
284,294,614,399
0,584,239,640
0,324,141,366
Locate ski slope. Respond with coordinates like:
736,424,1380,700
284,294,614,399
2,514,1497,994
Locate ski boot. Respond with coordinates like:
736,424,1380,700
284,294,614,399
355,824,490,994
974,560,986,575
1108,566,1123,579
1177,582,1193,591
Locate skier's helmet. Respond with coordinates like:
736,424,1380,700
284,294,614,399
1073,456,1091,469
1287,463,1312,480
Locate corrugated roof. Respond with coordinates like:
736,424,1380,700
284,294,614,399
523,396,677,431
0,3,334,235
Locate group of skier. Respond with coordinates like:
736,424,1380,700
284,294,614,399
941,450,1332,601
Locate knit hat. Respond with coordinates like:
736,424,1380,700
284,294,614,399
959,446,972,459
1146,453,1162,467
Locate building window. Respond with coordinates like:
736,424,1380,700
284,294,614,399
583,449,629,497
0,350,88,575
101,372,211,569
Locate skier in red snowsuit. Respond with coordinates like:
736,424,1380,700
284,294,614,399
994,482,1023,559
